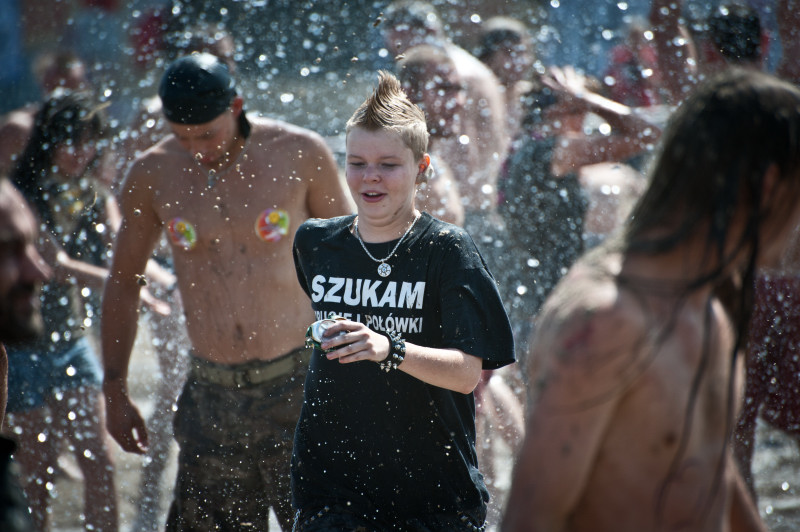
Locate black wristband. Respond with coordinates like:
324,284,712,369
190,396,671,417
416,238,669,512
379,330,406,372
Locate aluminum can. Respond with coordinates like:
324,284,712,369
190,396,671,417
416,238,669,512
305,316,346,351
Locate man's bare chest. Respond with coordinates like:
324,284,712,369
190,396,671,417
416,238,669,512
153,176,306,253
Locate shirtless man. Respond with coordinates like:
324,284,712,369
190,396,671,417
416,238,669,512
502,69,800,532
397,44,464,226
101,53,350,530
382,0,508,218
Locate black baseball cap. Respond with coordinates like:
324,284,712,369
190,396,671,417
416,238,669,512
158,52,237,124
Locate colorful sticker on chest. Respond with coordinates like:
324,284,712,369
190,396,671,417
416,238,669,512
255,209,289,242
167,217,198,250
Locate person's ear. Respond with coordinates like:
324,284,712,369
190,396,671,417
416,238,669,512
416,154,431,184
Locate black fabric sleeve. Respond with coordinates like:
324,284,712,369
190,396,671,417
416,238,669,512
292,222,312,299
437,229,515,370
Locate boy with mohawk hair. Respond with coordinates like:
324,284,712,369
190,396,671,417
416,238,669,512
291,71,514,531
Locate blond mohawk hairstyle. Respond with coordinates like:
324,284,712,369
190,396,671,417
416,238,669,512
346,70,429,159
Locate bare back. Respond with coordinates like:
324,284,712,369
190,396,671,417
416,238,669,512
114,116,350,364
506,249,748,531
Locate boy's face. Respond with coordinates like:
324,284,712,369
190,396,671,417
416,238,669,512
345,127,421,227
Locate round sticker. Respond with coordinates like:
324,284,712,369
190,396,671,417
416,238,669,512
255,209,289,242
167,217,198,250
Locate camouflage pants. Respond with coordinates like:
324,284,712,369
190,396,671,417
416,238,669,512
165,348,309,532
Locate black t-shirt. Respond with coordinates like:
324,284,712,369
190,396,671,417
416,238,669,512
291,212,515,524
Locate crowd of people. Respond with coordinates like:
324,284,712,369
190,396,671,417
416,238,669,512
1,0,800,531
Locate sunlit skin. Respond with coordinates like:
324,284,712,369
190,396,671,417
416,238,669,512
382,14,509,213
503,72,797,531
502,185,793,532
102,95,350,458
345,126,428,242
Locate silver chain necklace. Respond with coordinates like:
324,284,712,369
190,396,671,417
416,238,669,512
191,137,250,189
353,212,421,277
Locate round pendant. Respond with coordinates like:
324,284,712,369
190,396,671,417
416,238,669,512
377,262,391,277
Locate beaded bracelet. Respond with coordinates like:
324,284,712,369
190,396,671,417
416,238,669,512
379,330,406,372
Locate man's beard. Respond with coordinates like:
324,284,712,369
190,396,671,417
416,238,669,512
0,284,44,344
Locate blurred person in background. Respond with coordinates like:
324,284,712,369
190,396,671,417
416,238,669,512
381,0,509,263
733,0,800,498
0,50,91,177
399,44,524,528
603,15,663,108
0,177,51,532
497,65,658,368
5,90,119,532
476,16,537,144
397,44,465,226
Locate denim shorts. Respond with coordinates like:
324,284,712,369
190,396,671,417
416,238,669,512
6,336,103,413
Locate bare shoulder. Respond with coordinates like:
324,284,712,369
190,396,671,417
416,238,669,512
248,116,331,154
119,136,183,200
531,253,650,387
0,106,36,172
0,107,35,133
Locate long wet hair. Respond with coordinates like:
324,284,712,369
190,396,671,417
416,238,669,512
13,89,108,228
623,68,800,524
626,68,800,292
